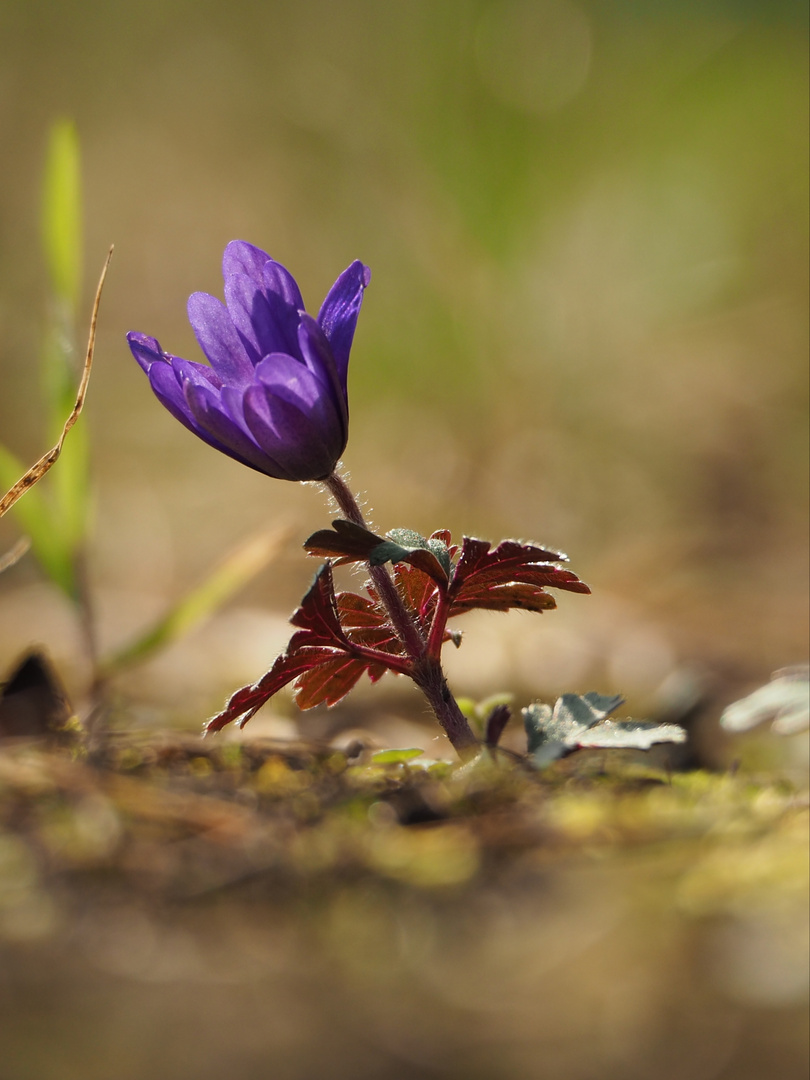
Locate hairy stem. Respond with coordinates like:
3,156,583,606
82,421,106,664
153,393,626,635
410,658,480,759
425,590,452,661
321,470,478,758
322,471,425,660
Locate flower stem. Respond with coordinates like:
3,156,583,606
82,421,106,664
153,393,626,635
410,658,480,758
322,471,425,660
321,470,478,759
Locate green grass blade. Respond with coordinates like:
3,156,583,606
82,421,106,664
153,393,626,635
41,119,82,313
0,443,76,595
40,121,90,553
102,526,290,676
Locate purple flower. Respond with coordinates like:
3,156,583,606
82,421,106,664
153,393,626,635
127,241,370,482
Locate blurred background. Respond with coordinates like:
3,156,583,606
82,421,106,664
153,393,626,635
0,0,807,752
0,6,808,1079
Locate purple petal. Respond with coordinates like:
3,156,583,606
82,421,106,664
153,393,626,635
127,332,164,373
147,361,207,434
254,352,331,412
262,260,305,310
148,362,243,467
242,385,344,481
316,260,370,393
297,314,348,431
171,355,223,391
187,292,254,386
185,381,295,479
224,272,302,365
223,242,305,310
222,241,274,290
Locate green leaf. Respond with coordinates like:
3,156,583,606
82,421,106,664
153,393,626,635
370,748,424,764
576,720,689,751
49,414,90,550
369,529,450,584
385,528,452,577
38,332,90,549
524,692,685,768
41,119,83,312
0,443,75,596
386,528,428,549
40,123,89,545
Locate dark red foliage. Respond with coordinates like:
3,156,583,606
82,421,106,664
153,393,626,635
447,537,590,618
205,563,407,734
206,528,590,735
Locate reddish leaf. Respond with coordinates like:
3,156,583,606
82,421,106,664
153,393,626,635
336,591,404,654
389,545,449,584
204,646,340,733
205,569,407,732
303,519,385,562
290,563,347,646
448,536,589,617
295,654,369,709
336,591,388,628
393,563,439,629
429,528,455,550
451,583,558,615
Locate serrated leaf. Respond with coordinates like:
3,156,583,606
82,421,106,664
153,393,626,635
294,654,368,709
205,568,407,734
450,582,558,615
523,692,684,767
335,592,403,654
449,537,589,619
336,592,388,628
205,646,339,733
371,748,424,764
290,563,348,646
392,563,440,627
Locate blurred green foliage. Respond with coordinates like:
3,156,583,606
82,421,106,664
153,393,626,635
0,120,88,600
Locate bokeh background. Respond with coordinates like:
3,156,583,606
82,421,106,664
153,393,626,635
0,0,807,749
0,5,808,1080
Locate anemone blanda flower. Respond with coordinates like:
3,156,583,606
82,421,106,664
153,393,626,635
127,241,370,482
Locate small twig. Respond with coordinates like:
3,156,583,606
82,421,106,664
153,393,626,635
0,245,113,520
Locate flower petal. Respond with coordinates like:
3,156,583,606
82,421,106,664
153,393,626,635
147,360,211,436
187,292,254,385
262,260,305,311
127,332,163,373
170,355,223,391
222,240,273,289
254,352,331,413
317,260,370,393
185,380,295,479
223,241,304,310
297,314,348,433
224,272,301,365
242,384,344,481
